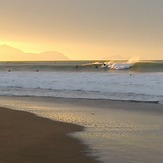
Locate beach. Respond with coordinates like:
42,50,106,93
0,105,98,163
0,96,163,162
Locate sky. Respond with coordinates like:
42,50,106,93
0,0,163,60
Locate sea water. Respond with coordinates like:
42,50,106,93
0,60,163,103
0,60,163,162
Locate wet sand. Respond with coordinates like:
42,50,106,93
0,107,98,163
0,96,163,162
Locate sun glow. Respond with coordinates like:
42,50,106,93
0,41,46,53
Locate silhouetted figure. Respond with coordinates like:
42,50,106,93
75,65,79,68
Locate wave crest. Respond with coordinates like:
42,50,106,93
101,61,134,70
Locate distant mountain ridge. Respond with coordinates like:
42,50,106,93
0,45,69,61
0,45,24,54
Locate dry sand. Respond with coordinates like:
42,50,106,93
0,107,98,163
1,96,163,163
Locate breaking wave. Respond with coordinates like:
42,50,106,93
0,60,162,72
84,60,163,72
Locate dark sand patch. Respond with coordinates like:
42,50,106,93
0,107,98,163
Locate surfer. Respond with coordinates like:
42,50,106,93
75,65,79,68
101,63,108,69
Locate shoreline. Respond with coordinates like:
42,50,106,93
1,95,162,112
0,96,163,162
0,106,99,163
0,94,162,105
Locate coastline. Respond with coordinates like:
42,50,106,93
0,106,99,163
0,96,163,162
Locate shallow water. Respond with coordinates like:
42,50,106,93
0,71,163,104
0,96,163,162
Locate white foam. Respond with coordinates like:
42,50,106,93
101,62,134,70
0,71,163,103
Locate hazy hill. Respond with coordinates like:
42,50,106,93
0,45,69,61
0,44,24,55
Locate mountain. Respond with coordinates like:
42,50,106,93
0,45,24,54
0,45,69,61
35,51,69,61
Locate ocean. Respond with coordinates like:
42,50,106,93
0,60,162,103
0,60,163,162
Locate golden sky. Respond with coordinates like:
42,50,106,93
0,0,162,60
